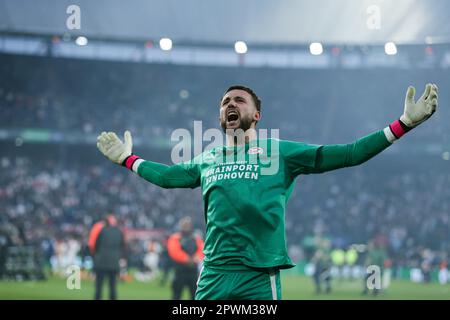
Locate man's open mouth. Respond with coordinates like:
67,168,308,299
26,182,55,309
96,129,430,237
227,109,239,122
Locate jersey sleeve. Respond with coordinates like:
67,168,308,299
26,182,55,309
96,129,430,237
310,129,391,174
137,157,201,189
280,140,323,177
281,129,391,177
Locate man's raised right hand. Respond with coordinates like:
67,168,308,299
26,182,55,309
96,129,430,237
97,130,133,165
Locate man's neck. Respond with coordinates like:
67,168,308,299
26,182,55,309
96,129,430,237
225,127,257,147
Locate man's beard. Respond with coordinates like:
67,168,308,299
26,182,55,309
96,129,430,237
220,114,254,133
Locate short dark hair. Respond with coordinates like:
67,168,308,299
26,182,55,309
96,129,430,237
224,85,261,112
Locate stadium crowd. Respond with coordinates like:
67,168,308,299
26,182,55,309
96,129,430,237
0,153,448,281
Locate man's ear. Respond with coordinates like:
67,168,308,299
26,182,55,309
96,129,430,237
254,111,261,121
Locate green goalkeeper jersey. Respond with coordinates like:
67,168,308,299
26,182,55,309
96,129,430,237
136,130,391,269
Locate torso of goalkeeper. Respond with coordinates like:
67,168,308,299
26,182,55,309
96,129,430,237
135,132,390,271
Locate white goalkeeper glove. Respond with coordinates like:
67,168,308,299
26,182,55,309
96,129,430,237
97,130,133,165
400,83,438,128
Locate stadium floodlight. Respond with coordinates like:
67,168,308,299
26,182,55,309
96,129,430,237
234,41,248,54
179,89,189,99
159,38,173,51
75,36,88,46
443,151,450,161
309,42,323,55
384,42,397,55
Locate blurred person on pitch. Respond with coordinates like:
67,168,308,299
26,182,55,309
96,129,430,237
159,233,175,286
135,239,161,282
167,217,204,300
88,214,126,300
312,238,332,294
97,83,438,299
362,239,387,296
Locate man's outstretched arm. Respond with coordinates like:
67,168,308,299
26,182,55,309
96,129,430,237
96,131,200,188
312,129,390,173
297,83,438,174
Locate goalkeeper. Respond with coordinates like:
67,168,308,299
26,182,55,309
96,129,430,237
97,84,438,300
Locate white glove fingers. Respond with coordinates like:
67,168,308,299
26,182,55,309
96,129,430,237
96,130,130,165
427,90,437,102
124,130,132,148
419,83,431,101
98,133,110,146
98,132,116,152
432,83,438,93
425,98,437,115
97,136,107,148
431,98,438,111
97,132,106,141
402,83,438,129
106,132,115,142
97,141,107,154
405,86,415,104
107,132,122,144
424,83,433,100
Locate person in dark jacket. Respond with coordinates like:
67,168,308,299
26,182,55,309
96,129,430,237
159,234,174,286
88,214,126,300
167,217,204,300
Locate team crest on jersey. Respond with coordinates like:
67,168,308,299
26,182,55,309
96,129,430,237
248,147,263,155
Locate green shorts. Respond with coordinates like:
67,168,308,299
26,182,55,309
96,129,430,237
195,265,282,300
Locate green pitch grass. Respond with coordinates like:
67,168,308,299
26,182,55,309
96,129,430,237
0,272,449,300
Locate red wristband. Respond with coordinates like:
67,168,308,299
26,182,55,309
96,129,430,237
123,155,140,170
389,120,407,139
